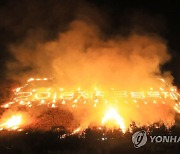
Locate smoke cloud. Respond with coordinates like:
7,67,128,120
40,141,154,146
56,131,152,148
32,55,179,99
7,19,172,87
1,1,178,131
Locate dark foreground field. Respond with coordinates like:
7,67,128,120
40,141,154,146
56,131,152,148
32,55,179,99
0,124,180,154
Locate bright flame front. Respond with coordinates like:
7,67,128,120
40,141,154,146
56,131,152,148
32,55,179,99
102,108,126,133
0,115,22,130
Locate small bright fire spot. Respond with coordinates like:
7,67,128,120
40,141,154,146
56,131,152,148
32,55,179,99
0,115,22,130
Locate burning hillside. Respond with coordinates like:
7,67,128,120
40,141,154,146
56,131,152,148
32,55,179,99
0,18,179,133
0,76,179,132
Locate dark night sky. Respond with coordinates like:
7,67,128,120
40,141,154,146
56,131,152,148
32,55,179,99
0,0,180,86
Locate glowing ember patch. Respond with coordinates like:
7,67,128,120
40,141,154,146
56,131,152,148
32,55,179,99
72,127,81,135
102,108,126,133
0,115,22,130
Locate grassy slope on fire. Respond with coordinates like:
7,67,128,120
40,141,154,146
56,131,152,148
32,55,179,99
0,124,180,154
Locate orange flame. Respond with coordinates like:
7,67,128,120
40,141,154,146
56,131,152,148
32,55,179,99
102,107,126,133
0,115,22,130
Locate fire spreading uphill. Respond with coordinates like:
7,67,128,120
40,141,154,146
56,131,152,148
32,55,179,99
0,77,180,134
